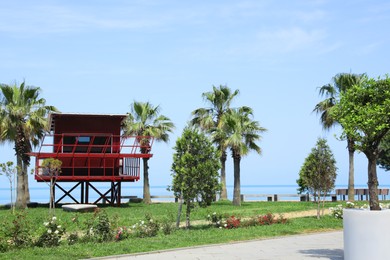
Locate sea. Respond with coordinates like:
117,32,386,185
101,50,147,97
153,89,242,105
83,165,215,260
0,184,383,205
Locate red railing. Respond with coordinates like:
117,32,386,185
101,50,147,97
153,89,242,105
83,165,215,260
31,133,154,182
34,133,154,156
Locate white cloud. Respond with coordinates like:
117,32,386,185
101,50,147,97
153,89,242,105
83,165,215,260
0,3,171,35
255,27,327,54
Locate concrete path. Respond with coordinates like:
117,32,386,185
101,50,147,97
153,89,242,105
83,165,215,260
96,231,343,260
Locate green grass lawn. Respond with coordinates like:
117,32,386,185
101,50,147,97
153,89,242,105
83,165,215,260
0,200,353,260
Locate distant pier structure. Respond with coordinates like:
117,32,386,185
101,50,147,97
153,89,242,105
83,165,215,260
30,113,154,206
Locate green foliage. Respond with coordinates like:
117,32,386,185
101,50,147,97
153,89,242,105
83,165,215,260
114,226,130,241
0,161,17,213
159,215,176,235
0,82,58,209
83,209,114,242
331,75,390,210
130,214,160,238
206,212,224,228
332,76,390,153
4,211,33,248
378,133,390,171
297,138,337,218
0,202,343,258
41,158,62,177
170,127,221,207
297,138,337,198
35,216,65,247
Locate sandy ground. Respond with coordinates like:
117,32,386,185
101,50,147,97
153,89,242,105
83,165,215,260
180,208,332,227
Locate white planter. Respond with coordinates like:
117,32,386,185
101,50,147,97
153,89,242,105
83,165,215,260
343,209,390,260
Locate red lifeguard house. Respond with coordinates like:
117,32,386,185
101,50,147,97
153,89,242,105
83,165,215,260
30,113,154,206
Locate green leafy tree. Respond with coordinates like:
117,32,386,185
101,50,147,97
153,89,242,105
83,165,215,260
0,161,17,214
218,107,267,206
170,127,221,229
190,85,239,200
40,158,62,214
123,101,174,204
314,73,365,201
332,75,390,210
297,138,337,219
0,82,57,209
378,133,390,171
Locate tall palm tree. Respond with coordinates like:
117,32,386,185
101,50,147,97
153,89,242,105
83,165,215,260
314,73,366,201
190,85,239,200
123,101,174,204
217,107,267,206
0,82,57,208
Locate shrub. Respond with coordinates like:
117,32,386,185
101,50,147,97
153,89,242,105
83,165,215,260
258,213,275,225
35,216,66,247
207,212,224,228
5,211,32,248
115,226,130,241
92,210,114,242
225,216,240,229
67,233,79,245
82,209,114,242
160,216,176,235
0,237,9,252
329,205,344,219
131,214,159,238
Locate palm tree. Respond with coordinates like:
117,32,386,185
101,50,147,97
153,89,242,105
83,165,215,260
190,85,239,200
314,73,365,201
217,107,267,206
123,101,174,204
0,82,57,209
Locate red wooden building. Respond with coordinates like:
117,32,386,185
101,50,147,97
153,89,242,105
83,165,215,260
30,113,154,206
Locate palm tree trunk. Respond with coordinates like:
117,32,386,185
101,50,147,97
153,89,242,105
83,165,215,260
367,152,380,210
232,153,241,206
142,158,151,204
220,151,228,200
15,156,27,209
23,163,31,204
347,138,355,201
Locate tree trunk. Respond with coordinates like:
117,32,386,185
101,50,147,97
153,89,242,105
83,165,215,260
367,152,380,210
185,199,191,229
317,200,320,219
220,150,228,200
142,158,151,204
50,178,54,212
347,138,355,201
15,156,27,209
23,163,30,204
176,196,183,229
232,153,241,206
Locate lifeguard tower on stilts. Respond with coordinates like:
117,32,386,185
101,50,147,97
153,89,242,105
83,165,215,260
29,113,153,206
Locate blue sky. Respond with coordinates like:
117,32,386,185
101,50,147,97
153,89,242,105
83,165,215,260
1,0,390,190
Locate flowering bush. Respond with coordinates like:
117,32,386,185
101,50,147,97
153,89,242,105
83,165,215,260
329,201,358,219
207,212,224,228
83,209,114,242
258,213,275,225
130,214,159,238
241,213,287,227
35,216,65,247
115,226,130,241
225,216,240,229
329,204,344,219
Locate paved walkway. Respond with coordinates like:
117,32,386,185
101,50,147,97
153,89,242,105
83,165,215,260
96,231,343,260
